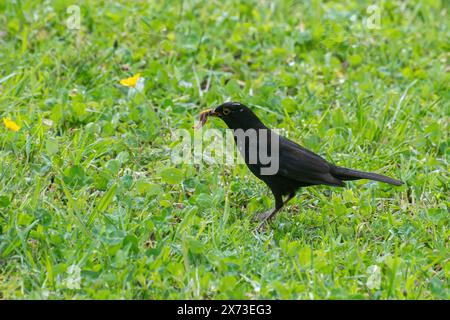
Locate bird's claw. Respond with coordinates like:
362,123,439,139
252,211,272,222
255,220,269,232
252,211,274,232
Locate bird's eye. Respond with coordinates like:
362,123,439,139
222,108,231,116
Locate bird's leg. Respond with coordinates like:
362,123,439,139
284,191,296,205
254,192,296,230
253,193,284,229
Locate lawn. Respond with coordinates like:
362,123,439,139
0,0,448,299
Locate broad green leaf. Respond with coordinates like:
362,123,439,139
160,168,184,184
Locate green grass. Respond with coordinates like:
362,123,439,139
0,0,448,299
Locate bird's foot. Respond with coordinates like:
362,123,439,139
252,211,273,223
252,211,276,232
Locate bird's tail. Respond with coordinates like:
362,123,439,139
331,166,403,186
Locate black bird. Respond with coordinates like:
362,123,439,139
196,102,403,228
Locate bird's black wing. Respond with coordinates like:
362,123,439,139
276,136,344,186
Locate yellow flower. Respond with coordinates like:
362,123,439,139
3,117,20,132
119,73,141,87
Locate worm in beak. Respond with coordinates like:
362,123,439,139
193,109,218,129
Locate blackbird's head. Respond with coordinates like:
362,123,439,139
209,102,265,130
